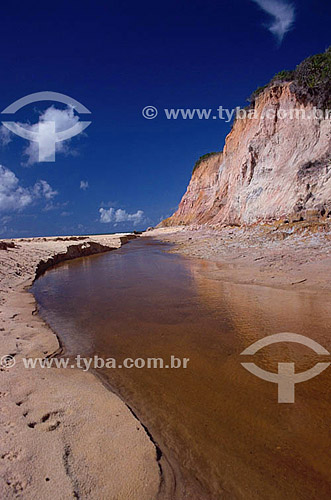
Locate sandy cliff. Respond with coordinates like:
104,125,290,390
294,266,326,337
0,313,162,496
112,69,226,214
163,83,331,227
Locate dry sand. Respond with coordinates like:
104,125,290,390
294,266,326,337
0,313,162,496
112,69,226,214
147,221,331,294
0,234,160,500
1,223,330,499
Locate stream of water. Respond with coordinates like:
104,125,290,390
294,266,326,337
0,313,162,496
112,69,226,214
31,238,331,499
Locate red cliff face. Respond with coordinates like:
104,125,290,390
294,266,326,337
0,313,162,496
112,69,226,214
163,84,331,227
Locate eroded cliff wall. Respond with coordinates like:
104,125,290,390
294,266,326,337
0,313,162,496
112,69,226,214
164,83,331,227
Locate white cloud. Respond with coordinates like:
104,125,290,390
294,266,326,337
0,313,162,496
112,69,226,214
100,200,118,208
0,126,12,146
19,105,85,165
251,0,295,43
99,207,114,223
32,180,58,200
80,180,89,190
43,201,68,212
0,165,57,212
0,215,12,235
99,207,144,226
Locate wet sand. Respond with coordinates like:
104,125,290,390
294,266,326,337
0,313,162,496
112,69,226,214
32,237,331,499
0,235,160,499
147,223,331,293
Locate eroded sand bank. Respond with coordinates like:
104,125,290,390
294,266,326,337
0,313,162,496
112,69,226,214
146,222,331,293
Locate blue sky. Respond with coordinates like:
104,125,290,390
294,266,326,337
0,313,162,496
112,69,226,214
0,0,330,237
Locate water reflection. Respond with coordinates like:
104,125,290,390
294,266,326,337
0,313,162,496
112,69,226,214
32,238,331,499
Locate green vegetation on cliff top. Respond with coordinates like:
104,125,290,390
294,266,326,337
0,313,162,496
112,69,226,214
249,46,331,109
193,48,330,174
192,152,219,173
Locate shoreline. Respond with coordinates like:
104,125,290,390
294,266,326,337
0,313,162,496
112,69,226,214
0,234,161,499
146,222,331,294
2,224,330,498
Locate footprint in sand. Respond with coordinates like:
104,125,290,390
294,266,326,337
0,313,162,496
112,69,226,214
3,422,16,435
1,450,20,462
5,477,27,496
27,410,64,432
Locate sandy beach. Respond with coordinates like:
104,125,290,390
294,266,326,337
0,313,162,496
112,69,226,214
1,223,330,499
0,234,161,499
0,3,330,498
147,221,331,293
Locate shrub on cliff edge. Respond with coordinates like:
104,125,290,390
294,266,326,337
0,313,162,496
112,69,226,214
192,152,219,173
248,47,331,109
